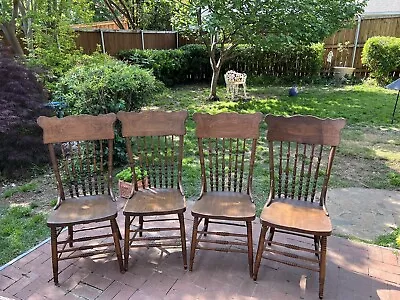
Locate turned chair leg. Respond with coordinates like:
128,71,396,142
253,225,268,281
139,216,144,237
189,216,199,271
68,226,73,247
267,227,275,246
246,221,253,278
178,212,187,269
203,218,209,237
314,235,320,258
319,236,327,299
50,226,59,285
124,215,130,271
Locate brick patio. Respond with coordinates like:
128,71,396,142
0,202,399,300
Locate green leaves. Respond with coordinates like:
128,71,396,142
362,36,400,84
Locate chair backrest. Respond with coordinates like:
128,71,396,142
265,115,346,206
193,112,263,195
117,110,188,190
37,114,117,200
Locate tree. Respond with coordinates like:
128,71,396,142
173,0,366,100
103,0,172,30
0,0,93,57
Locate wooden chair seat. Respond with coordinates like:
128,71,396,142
47,195,118,226
260,199,332,236
192,192,256,221
123,188,185,216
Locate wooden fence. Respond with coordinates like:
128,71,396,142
323,15,400,76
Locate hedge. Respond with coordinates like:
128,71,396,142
117,43,324,86
362,36,400,84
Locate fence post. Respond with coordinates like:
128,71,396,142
141,30,145,50
100,29,106,54
176,32,179,49
351,15,362,68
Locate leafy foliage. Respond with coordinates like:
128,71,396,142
0,47,51,178
117,44,324,85
362,36,400,84
55,54,163,115
116,167,148,182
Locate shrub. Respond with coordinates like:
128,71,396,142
55,54,163,115
0,45,51,178
118,43,324,85
55,54,163,165
117,48,187,86
362,36,400,84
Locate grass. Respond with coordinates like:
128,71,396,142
375,227,400,249
1,182,38,199
0,205,48,265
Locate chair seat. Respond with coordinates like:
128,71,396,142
191,191,255,220
123,188,185,216
47,195,118,226
260,199,332,236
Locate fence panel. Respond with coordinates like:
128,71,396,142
143,32,177,49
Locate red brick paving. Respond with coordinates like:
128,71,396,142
1,204,399,299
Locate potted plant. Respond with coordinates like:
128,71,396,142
331,41,356,80
116,166,148,198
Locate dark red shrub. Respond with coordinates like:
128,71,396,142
0,43,51,178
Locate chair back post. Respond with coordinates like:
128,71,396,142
177,135,185,194
107,139,115,198
320,146,337,211
47,143,65,207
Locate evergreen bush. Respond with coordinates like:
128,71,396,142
362,36,400,84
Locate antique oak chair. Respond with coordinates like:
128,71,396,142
190,112,263,277
117,110,188,270
37,114,124,285
253,115,346,299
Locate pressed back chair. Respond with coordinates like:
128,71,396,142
190,112,263,277
253,115,346,299
117,110,188,270
37,114,124,285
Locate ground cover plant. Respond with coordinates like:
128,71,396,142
2,82,400,265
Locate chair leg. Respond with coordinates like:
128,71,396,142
178,212,187,269
189,216,199,271
314,235,320,258
124,215,130,271
50,226,59,285
246,221,253,278
110,219,124,273
253,225,268,281
139,216,144,237
203,218,209,237
267,227,275,246
319,236,327,299
68,226,73,247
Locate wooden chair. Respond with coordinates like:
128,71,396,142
117,110,188,270
37,114,124,285
253,115,346,299
189,112,263,277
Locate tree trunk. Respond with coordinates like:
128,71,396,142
208,59,221,101
1,23,24,57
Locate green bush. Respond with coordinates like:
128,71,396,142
362,36,400,84
118,43,324,85
55,54,163,115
